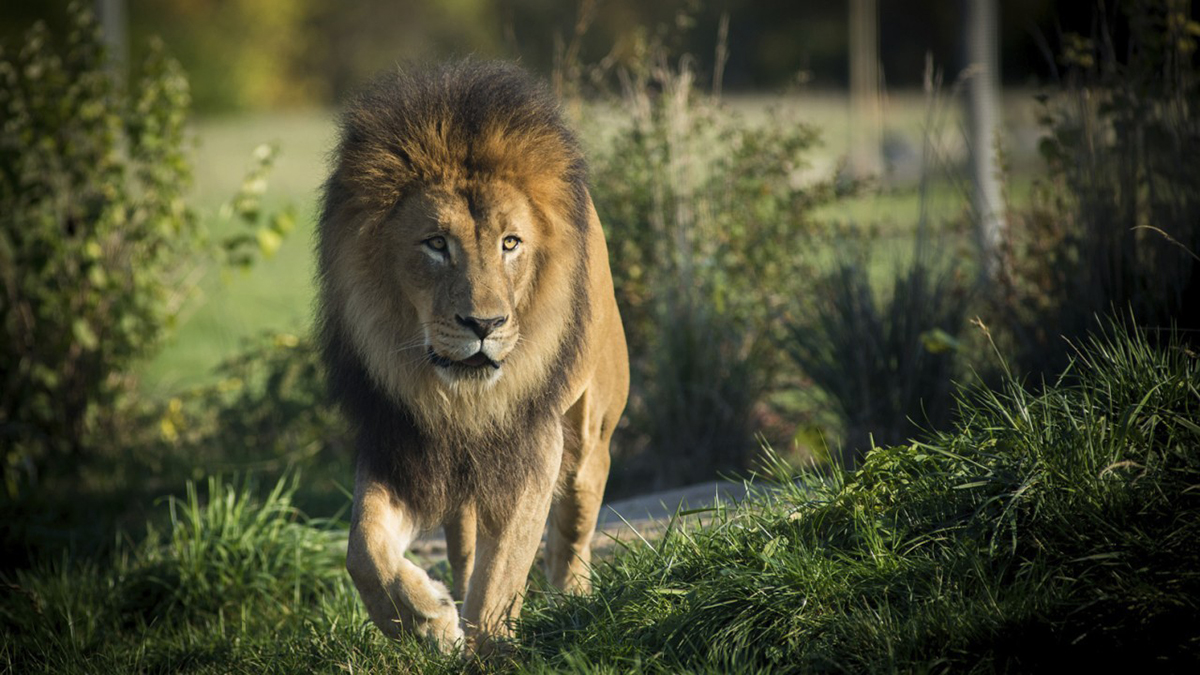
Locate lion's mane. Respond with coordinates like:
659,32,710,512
316,61,592,526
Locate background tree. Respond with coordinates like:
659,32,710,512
968,0,1006,281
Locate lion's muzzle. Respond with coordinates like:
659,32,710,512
455,314,508,338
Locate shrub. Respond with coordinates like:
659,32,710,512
618,296,771,491
0,11,193,491
586,48,841,489
156,332,348,478
996,0,1200,377
0,7,291,495
782,242,969,466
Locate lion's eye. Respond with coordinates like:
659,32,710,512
502,235,521,252
424,236,448,252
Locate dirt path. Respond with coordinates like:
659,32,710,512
409,480,751,562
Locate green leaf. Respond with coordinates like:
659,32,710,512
242,176,268,197
761,536,789,559
72,318,98,351
271,208,296,235
87,264,107,287
256,227,282,258
920,328,961,354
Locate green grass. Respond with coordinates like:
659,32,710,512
513,325,1200,672
137,200,319,396
0,476,458,674
7,325,1197,672
135,111,334,396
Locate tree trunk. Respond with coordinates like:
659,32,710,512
95,0,128,82
968,0,1005,281
849,0,882,179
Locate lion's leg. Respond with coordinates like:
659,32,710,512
461,426,563,652
546,430,610,593
345,465,462,650
443,503,476,602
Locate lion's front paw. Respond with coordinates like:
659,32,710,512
413,586,464,651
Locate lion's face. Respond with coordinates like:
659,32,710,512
321,64,594,434
388,181,538,383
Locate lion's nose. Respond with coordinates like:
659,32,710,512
455,314,508,339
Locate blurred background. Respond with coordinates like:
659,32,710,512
3,0,1198,556
1,0,1086,111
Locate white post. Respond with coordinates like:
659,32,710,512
95,0,128,81
968,0,1005,281
849,0,883,178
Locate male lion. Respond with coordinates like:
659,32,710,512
315,61,629,652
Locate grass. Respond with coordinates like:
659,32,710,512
6,324,1197,672
0,476,443,674
137,199,318,396
136,111,334,396
512,324,1200,672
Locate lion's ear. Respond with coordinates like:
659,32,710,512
334,142,413,219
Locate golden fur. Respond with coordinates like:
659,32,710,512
316,61,629,652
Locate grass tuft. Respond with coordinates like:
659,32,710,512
1,474,462,673
118,474,345,625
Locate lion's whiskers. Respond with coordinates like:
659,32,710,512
390,330,430,356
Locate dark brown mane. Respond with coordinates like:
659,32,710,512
323,60,588,229
315,61,592,526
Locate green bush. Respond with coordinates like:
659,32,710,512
594,63,835,340
157,332,348,478
0,8,291,496
783,243,969,466
997,0,1200,377
618,297,771,490
586,50,842,488
0,11,192,492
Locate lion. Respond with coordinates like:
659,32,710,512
315,61,629,653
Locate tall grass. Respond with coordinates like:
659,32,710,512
123,475,343,622
515,323,1200,671
634,297,770,489
783,250,968,467
0,475,461,674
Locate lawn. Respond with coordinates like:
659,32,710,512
136,111,335,396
